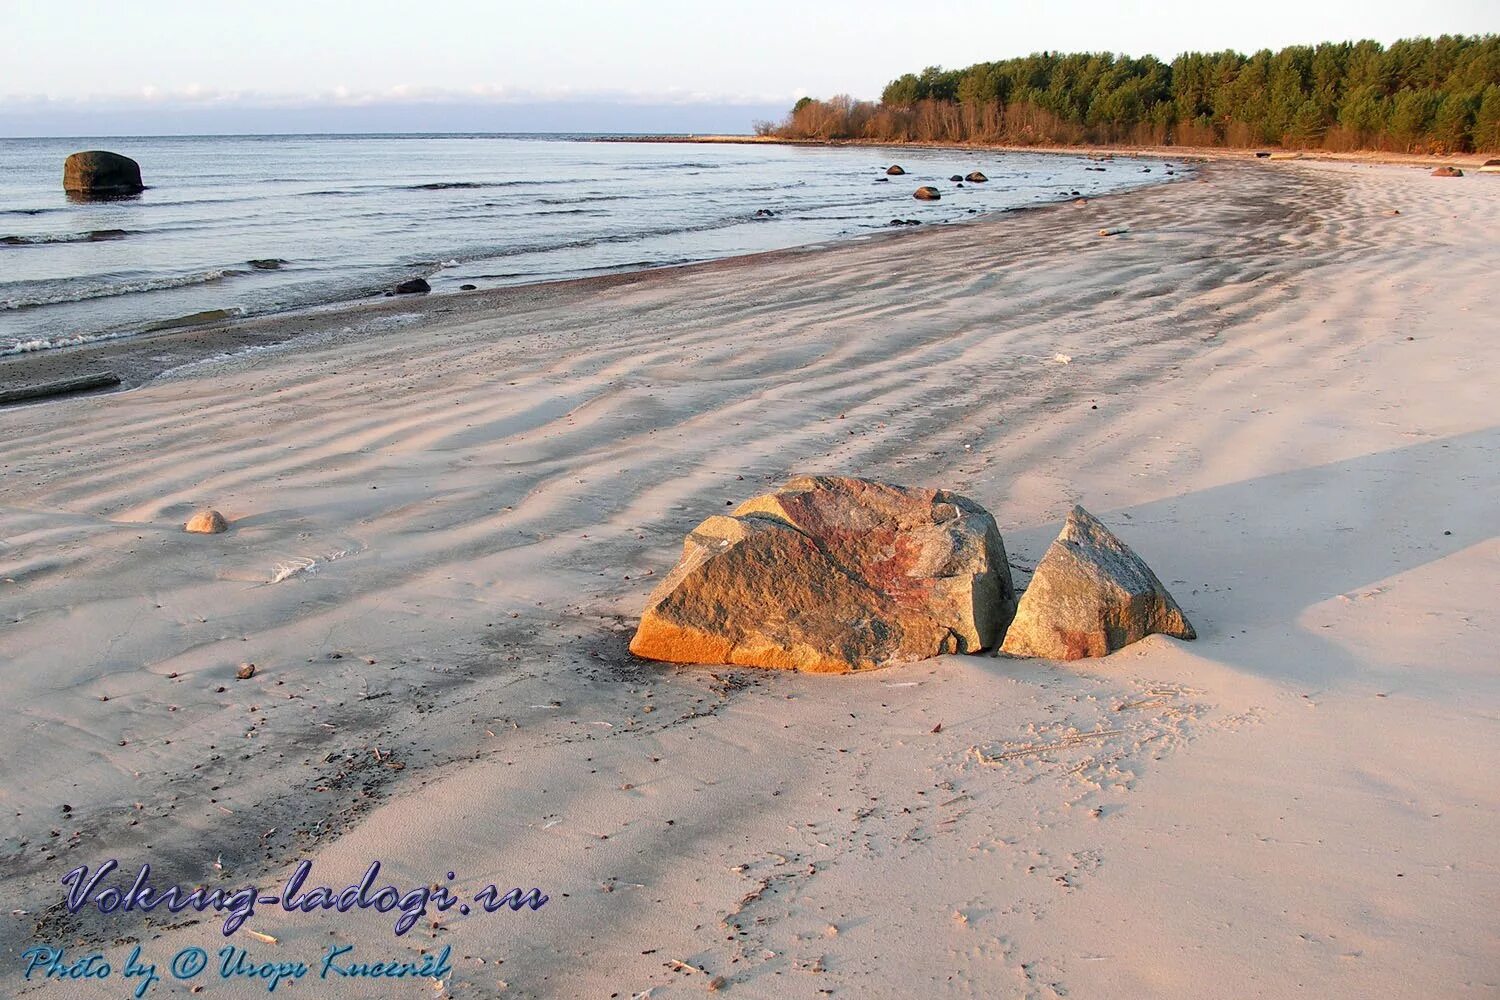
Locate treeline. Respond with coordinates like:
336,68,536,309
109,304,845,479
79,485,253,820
760,36,1500,153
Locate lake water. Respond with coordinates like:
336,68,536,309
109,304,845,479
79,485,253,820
0,135,1181,356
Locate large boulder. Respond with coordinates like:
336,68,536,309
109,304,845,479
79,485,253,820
913,186,942,200
1000,506,1194,660
630,476,1017,672
63,151,145,197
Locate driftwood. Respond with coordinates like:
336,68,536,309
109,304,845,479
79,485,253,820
0,371,121,406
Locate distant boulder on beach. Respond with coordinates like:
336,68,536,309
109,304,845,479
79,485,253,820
393,278,431,294
63,151,145,198
1431,166,1464,177
913,186,941,200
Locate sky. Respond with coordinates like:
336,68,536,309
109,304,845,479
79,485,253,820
1,0,1495,136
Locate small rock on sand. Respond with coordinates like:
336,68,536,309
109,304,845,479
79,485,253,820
1000,505,1194,660
236,662,257,680
184,509,228,534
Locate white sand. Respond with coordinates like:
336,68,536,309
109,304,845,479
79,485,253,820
1,160,1496,998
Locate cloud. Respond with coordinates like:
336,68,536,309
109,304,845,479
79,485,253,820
0,84,801,113
0,90,794,138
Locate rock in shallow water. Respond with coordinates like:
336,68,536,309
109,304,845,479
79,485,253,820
630,476,1017,672
63,150,145,198
1000,505,1194,660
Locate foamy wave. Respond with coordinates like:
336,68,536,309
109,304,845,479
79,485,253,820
1,269,235,310
1,328,141,356
1,229,131,246
1,307,244,356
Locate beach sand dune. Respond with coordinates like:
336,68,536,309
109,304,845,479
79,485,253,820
1,161,1496,997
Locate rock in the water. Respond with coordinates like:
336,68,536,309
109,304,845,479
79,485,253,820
886,164,905,175
999,505,1194,660
394,277,431,294
630,476,1017,672
248,258,288,270
1431,166,1464,177
965,171,988,182
949,174,963,182
459,283,478,290
913,186,941,201
185,509,228,534
63,151,145,197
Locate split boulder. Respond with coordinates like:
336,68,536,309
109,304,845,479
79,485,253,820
999,505,1194,660
630,476,1017,672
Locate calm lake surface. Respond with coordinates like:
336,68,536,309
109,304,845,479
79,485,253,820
0,135,1182,356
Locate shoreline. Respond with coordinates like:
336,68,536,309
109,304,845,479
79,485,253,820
597,132,1495,169
2,158,1496,997
0,165,1191,399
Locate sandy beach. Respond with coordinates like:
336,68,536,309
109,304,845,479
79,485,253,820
1,158,1497,998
